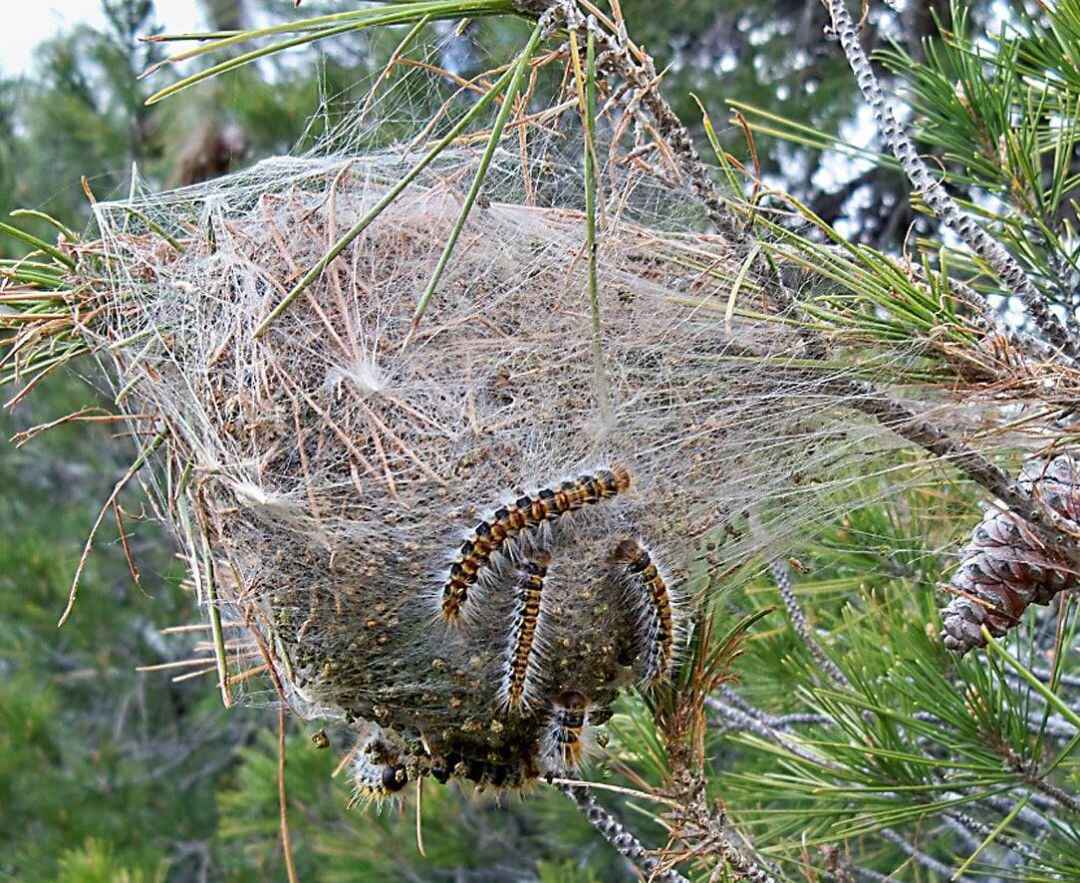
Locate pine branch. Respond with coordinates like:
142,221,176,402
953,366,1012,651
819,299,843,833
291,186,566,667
943,806,1042,863
707,695,846,772
665,799,780,883
557,783,690,883
704,837,778,883
1004,751,1080,816
879,828,964,879
940,813,984,854
769,558,850,689
716,683,766,719
714,684,835,731
904,262,1052,360
518,1,741,246
823,0,1080,364
511,10,1077,868
721,328,1080,572
978,790,1065,836
913,710,1077,742
717,673,1071,837
831,378,1080,569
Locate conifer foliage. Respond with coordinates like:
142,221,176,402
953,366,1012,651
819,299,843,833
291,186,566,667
1,1,1078,881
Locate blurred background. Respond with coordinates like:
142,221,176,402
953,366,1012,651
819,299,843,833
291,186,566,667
0,1,962,880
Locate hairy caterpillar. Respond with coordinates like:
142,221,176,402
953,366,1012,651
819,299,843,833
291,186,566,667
543,690,590,770
613,538,675,686
351,733,408,802
429,753,524,789
441,465,631,622
501,552,551,710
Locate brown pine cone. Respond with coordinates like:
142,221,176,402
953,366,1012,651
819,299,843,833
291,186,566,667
940,455,1080,655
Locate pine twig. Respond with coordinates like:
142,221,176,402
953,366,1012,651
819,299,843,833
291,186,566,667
768,558,850,689
941,813,985,854
1029,776,1080,815
831,378,1080,569
716,683,765,718
557,783,690,883
971,791,1058,838
715,684,830,730
705,695,846,772
943,806,1042,863
705,835,778,883
913,709,1077,742
718,324,1080,571
665,794,780,883
904,262,1050,359
554,0,1080,568
879,828,963,879
823,0,1080,364
1004,750,1080,815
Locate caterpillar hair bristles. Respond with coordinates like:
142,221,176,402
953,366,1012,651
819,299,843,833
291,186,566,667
351,731,409,805
440,465,632,622
542,690,591,772
425,548,515,633
612,537,677,687
499,551,552,712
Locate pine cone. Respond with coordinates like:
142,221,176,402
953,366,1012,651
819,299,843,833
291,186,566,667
940,455,1080,655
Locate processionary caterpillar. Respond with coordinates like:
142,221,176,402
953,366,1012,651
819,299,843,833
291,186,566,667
441,465,631,622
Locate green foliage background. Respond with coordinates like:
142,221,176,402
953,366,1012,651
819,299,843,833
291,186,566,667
2,1,1077,881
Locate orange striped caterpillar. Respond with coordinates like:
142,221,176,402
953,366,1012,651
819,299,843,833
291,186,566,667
543,690,590,770
613,538,675,686
351,733,408,803
441,464,631,622
501,552,551,711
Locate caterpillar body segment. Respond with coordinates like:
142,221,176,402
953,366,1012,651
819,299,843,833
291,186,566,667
613,538,675,687
441,464,631,622
427,753,530,790
501,552,551,711
351,733,408,803
543,691,591,771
